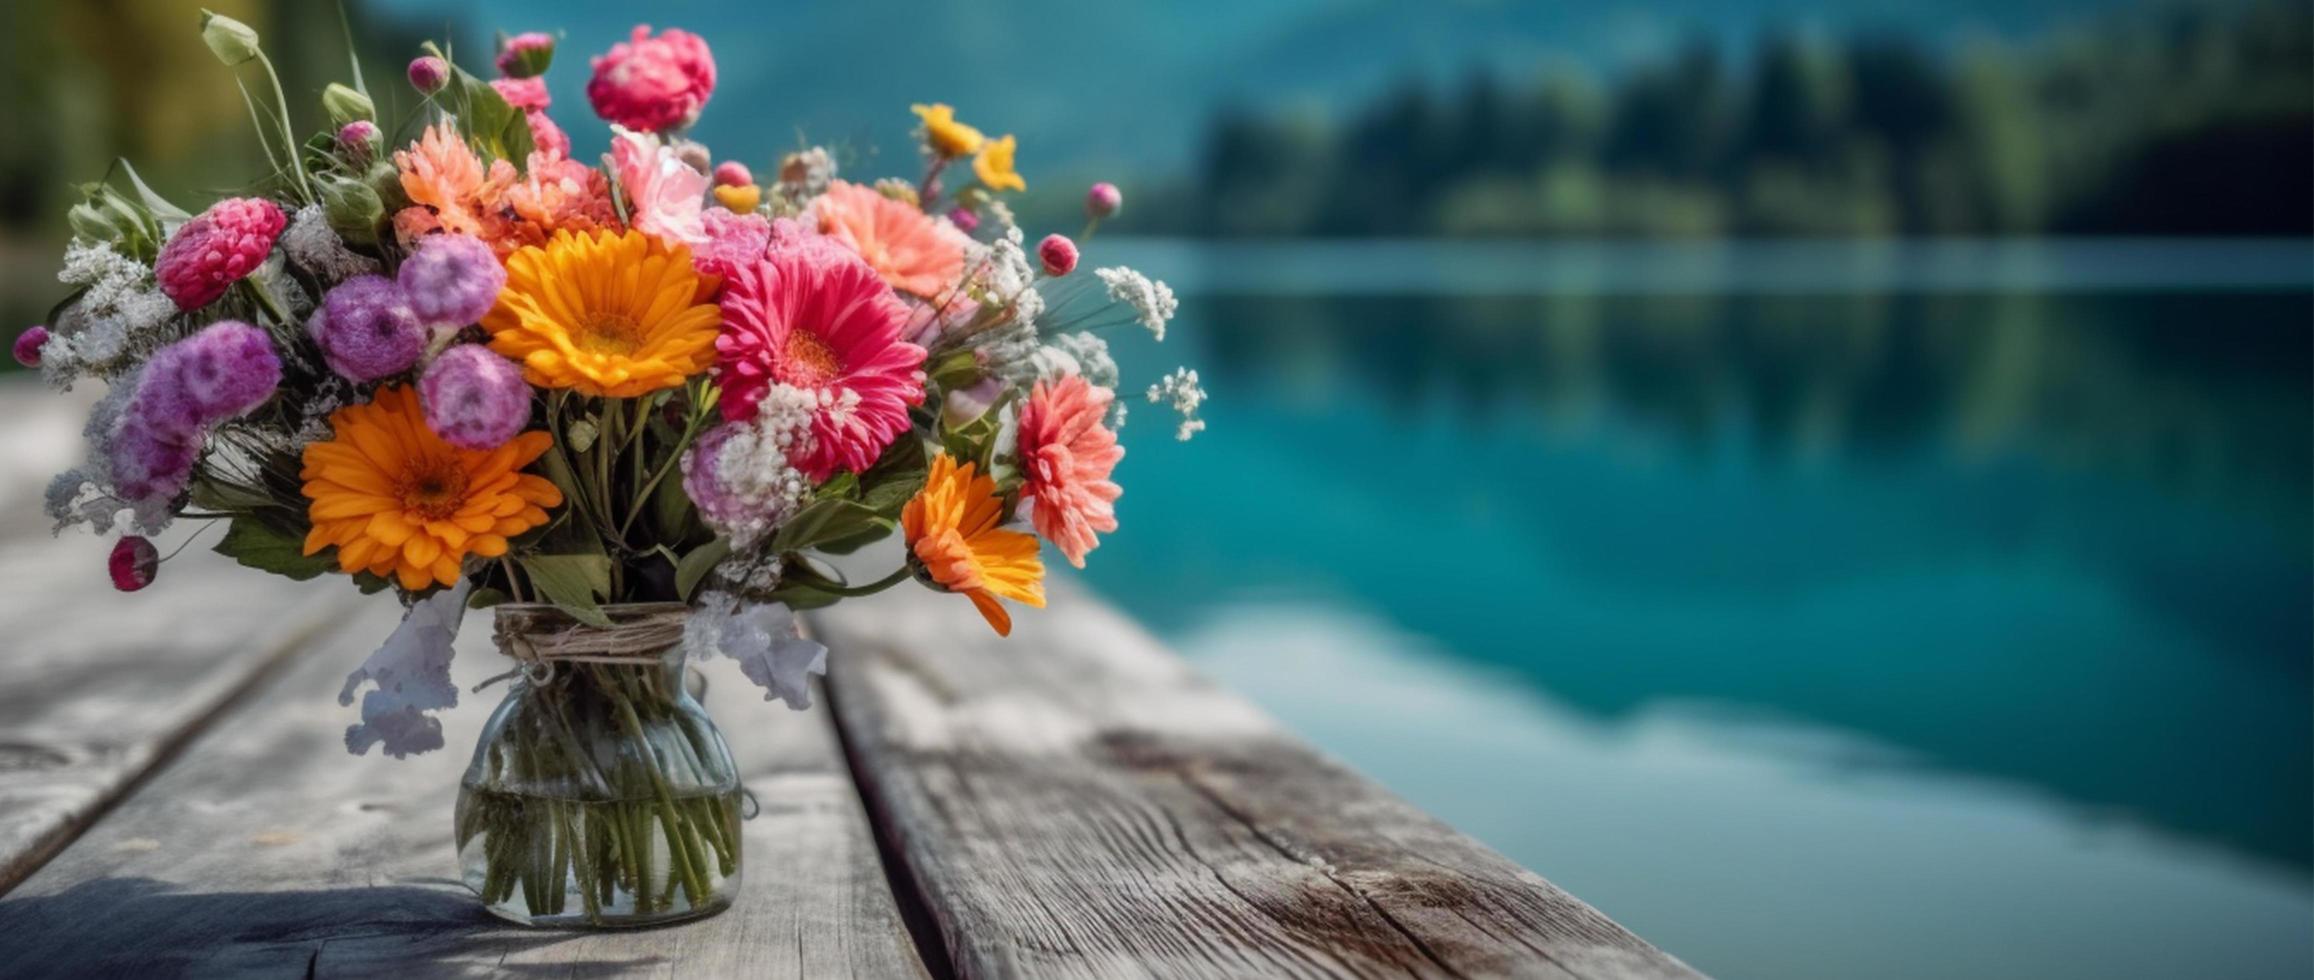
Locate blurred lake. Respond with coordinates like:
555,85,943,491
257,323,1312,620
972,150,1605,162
1076,238,2314,980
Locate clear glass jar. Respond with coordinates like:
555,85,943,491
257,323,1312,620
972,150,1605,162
455,603,742,927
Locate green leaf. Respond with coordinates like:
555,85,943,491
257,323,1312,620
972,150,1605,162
423,43,534,164
520,553,613,627
772,498,885,555
812,517,898,556
674,538,730,600
353,571,395,594
116,160,191,227
855,436,929,515
213,516,335,581
467,586,510,610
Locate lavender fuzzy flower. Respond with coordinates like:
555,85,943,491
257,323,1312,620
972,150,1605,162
309,274,424,382
397,234,504,328
108,413,199,503
141,321,282,425
420,345,530,450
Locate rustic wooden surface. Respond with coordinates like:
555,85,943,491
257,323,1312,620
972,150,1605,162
814,583,1703,980
0,376,1700,979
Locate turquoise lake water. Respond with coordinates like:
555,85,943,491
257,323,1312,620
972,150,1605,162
1077,240,2313,980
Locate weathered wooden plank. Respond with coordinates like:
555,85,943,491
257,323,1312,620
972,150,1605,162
0,380,367,894
815,580,1703,980
0,593,930,977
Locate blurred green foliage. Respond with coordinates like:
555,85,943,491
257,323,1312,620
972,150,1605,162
1177,0,2312,237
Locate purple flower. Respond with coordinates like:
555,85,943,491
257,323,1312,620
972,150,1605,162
397,234,505,327
947,207,980,234
13,325,49,367
309,275,425,382
142,321,281,426
109,413,199,504
420,345,530,450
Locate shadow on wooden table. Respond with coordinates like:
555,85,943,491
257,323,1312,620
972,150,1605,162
0,876,654,978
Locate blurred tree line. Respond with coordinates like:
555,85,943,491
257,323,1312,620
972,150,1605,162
1179,0,2311,237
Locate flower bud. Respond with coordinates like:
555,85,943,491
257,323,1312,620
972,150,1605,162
322,82,374,128
317,174,385,245
68,202,131,245
407,56,450,95
14,325,50,367
676,141,713,175
337,120,380,166
712,184,761,214
110,536,159,592
1086,182,1122,220
198,10,262,67
947,207,980,234
1038,234,1079,277
712,161,753,188
496,32,555,79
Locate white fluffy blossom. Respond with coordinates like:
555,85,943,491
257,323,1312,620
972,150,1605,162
974,227,1045,327
1031,331,1119,390
339,579,472,758
683,384,819,549
1096,266,1177,341
282,203,379,284
685,592,828,710
1147,367,1208,441
52,241,176,378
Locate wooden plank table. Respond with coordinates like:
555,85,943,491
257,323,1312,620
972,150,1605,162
0,379,1701,979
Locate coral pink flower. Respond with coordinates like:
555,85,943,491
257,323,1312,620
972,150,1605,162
610,126,708,247
154,197,286,310
393,122,495,241
810,180,970,298
586,25,716,133
715,246,926,480
1017,375,1123,568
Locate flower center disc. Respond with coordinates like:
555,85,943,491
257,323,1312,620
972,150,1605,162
399,459,471,522
781,328,845,387
577,312,644,356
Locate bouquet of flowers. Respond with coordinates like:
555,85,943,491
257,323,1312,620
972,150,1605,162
18,13,1199,926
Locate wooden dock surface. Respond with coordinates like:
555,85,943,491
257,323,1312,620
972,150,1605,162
0,380,1700,979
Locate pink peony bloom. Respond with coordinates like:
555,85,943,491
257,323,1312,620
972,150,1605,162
586,25,716,133
610,126,708,246
154,197,286,311
715,246,926,480
694,207,771,282
1018,374,1123,568
811,180,970,298
489,76,551,112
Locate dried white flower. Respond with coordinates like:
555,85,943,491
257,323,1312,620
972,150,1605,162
1148,367,1207,441
52,241,176,379
282,204,379,284
685,592,828,710
1095,266,1177,340
1041,332,1119,390
339,579,472,758
683,384,819,549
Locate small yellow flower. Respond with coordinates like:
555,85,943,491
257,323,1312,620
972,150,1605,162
911,103,985,158
713,183,762,213
972,135,1025,193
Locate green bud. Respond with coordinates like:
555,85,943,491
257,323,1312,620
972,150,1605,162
68,202,125,244
198,9,262,67
321,83,374,128
317,175,384,246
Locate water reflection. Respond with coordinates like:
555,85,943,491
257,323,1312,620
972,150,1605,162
1078,249,2312,909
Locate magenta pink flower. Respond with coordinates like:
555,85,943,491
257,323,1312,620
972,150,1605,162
497,32,555,78
1038,234,1078,276
154,197,286,311
1018,374,1123,568
1086,181,1122,220
712,161,752,188
694,207,771,282
610,126,708,246
490,76,550,112
715,246,926,480
110,536,159,592
586,25,716,133
408,56,449,94
13,325,48,367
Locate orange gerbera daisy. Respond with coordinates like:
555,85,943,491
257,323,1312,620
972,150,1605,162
484,229,721,397
811,180,970,298
300,386,562,591
902,452,1045,636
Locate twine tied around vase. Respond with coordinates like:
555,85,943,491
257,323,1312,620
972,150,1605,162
474,603,692,691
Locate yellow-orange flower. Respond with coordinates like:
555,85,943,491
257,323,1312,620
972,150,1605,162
972,135,1025,193
484,229,721,397
902,452,1045,636
300,386,562,592
911,103,985,158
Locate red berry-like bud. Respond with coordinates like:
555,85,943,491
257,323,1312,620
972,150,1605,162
1038,234,1079,277
14,325,49,367
109,536,159,592
408,56,450,94
712,161,753,188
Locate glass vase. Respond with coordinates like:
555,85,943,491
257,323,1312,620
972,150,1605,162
455,602,742,927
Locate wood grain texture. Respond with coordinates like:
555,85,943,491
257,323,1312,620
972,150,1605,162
0,588,929,978
0,381,364,893
815,580,1704,980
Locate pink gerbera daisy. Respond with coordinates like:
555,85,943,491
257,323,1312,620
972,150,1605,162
1017,375,1123,568
810,180,970,298
715,244,926,480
